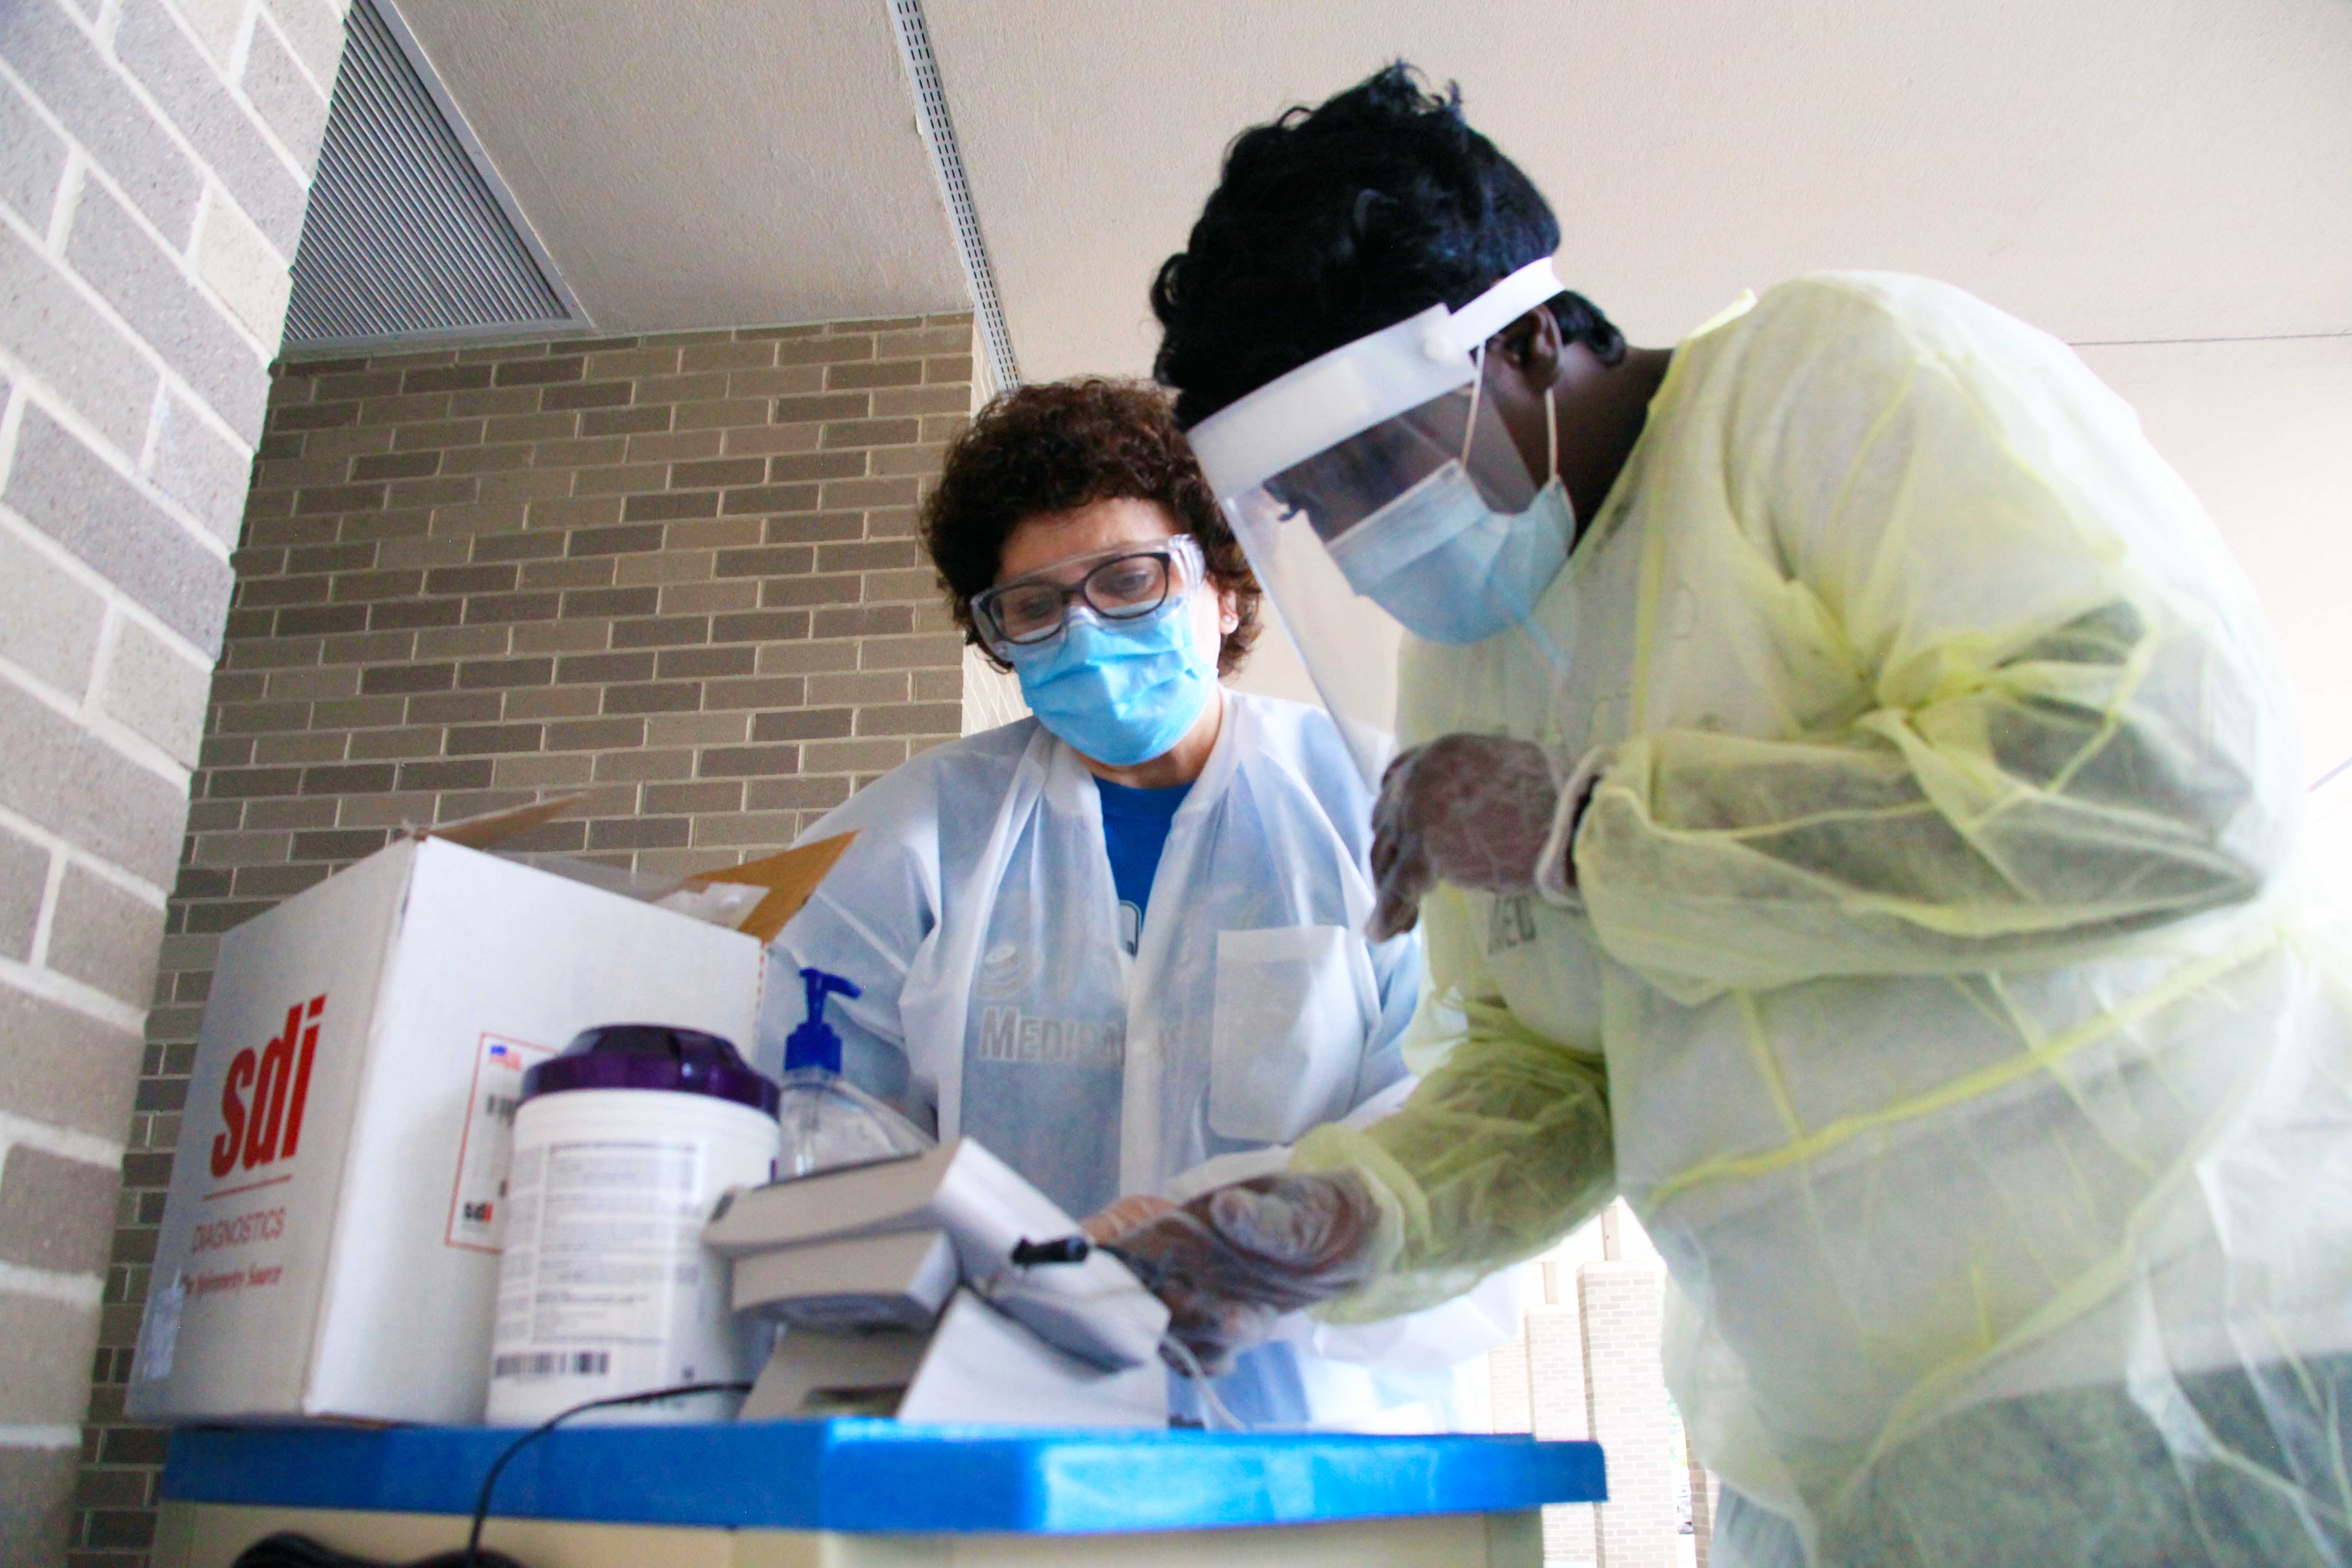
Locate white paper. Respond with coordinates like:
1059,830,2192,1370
131,1273,186,1384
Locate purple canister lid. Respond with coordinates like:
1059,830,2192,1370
522,1024,780,1117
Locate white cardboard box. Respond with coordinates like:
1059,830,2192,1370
127,836,765,1425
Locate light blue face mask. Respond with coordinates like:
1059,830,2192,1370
1326,464,1575,647
1323,379,1575,652
1002,596,1216,767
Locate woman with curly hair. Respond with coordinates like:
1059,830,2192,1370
761,378,1513,1427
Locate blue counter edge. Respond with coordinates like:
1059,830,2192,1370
163,1419,1607,1534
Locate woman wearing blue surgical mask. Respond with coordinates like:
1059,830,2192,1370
758,379,1521,1429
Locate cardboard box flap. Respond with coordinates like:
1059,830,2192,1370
407,797,853,943
685,833,857,944
413,794,588,850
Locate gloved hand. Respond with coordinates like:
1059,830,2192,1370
1081,1193,1175,1244
1370,732,1563,941
1080,1172,1384,1375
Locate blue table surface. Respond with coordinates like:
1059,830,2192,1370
164,1418,1607,1534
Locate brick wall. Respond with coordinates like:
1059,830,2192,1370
1488,1324,1535,1436
1481,1202,1708,1568
1529,1305,1597,1563
0,0,348,1559
71,314,975,1563
1581,1261,1678,1568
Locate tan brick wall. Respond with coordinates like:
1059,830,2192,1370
72,313,975,1564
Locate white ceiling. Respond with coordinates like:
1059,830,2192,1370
391,0,968,331
927,0,2352,378
395,0,2352,356
387,0,2352,763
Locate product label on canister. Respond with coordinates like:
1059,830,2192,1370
490,1137,714,1400
444,1034,552,1253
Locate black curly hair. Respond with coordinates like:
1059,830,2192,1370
921,378,1262,676
1152,63,1625,428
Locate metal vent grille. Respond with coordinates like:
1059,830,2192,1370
284,0,574,348
890,0,1017,396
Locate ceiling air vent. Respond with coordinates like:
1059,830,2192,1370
284,0,580,349
890,0,1016,396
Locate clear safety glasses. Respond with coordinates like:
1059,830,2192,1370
1187,258,1568,784
973,533,1207,651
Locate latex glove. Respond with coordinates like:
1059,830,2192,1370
1370,733,1562,941
1084,1173,1384,1375
1081,1193,1175,1244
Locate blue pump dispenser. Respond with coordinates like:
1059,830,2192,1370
771,965,928,1179
783,967,862,1074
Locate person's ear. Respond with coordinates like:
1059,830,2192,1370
1497,305,1565,392
1217,584,1240,636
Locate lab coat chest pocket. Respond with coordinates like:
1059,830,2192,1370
1210,925,1365,1144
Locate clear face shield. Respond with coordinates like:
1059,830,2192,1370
1188,259,1572,786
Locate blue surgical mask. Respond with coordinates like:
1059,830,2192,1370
1326,462,1575,647
1003,596,1216,766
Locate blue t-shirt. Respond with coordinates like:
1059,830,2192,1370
1095,779,1191,954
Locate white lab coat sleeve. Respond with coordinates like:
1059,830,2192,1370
1282,689,1422,1111
763,780,946,1129
1353,926,1421,1107
1574,281,2295,998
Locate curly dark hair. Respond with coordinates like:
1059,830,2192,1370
1152,63,1625,428
922,378,1262,676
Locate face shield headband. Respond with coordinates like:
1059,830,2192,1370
1185,257,1565,511
1182,258,1570,786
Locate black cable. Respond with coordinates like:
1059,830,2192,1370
1007,1235,1091,1266
231,1534,517,1568
1010,1232,1175,1294
1004,1235,1245,1431
462,1382,753,1563
228,1380,752,1568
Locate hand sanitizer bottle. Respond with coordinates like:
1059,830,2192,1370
776,967,932,1178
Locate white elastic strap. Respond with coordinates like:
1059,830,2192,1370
1460,344,1486,467
1545,382,1559,482
1432,256,1565,359
1535,746,1611,908
1160,1334,1248,1432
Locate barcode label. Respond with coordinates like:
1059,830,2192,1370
492,1350,611,1381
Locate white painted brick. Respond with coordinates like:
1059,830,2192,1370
0,833,49,975
264,0,350,87
1579,1262,1678,1568
0,223,166,458
148,387,253,545
240,13,329,173
113,0,310,253
193,184,290,345
0,0,208,247
165,0,249,64
0,525,106,699
1487,1330,1532,1435
64,180,268,438
0,70,68,233
101,615,214,766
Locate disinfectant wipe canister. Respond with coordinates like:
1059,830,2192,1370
485,1025,780,1425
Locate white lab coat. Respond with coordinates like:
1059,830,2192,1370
765,688,1515,1426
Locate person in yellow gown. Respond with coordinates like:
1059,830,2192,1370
1089,63,2352,1568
